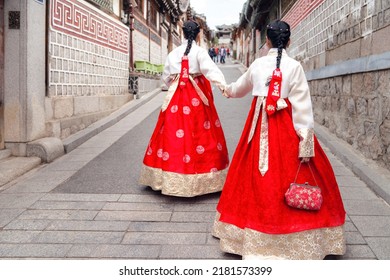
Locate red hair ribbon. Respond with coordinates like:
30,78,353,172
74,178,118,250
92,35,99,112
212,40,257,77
180,56,189,88
266,68,282,115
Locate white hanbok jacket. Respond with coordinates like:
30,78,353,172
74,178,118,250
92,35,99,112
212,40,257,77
162,40,226,91
225,48,315,159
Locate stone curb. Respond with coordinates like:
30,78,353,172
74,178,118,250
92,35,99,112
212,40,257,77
315,124,390,205
62,89,162,153
27,137,65,163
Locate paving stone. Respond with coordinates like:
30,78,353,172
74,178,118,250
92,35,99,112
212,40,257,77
119,194,175,203
206,234,220,245
29,201,106,210
91,244,161,258
190,193,221,204
339,186,380,200
29,170,76,182
0,244,72,258
4,220,52,230
336,176,367,187
18,210,98,220
344,220,358,232
0,193,44,208
127,222,208,233
0,230,41,243
342,245,377,259
33,231,124,244
95,211,172,222
173,203,217,212
0,209,26,228
103,202,174,211
1,181,62,193
344,200,390,215
327,157,345,167
365,237,390,260
0,157,41,186
332,165,355,176
122,232,207,245
41,193,121,202
171,212,216,223
44,160,89,172
60,153,98,162
46,220,130,231
66,147,104,156
345,231,367,245
66,244,99,258
159,245,240,259
2,170,77,193
75,137,120,149
349,216,390,236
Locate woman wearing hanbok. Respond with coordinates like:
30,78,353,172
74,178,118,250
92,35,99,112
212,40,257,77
212,20,346,259
139,20,229,197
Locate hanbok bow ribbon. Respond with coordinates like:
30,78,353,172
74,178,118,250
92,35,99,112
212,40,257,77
179,56,189,88
266,68,282,115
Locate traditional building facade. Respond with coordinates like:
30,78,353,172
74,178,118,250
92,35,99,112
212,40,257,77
232,0,390,171
0,0,202,160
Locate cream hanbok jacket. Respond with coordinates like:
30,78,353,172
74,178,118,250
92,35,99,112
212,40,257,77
225,48,315,159
162,40,226,91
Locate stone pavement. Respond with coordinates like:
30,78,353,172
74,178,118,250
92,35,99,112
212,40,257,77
0,60,389,260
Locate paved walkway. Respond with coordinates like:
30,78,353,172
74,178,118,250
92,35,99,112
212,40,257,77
0,60,389,260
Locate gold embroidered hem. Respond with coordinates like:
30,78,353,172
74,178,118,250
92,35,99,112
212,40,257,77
212,213,346,260
139,165,228,197
297,128,315,157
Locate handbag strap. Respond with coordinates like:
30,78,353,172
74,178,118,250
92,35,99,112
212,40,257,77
293,162,319,186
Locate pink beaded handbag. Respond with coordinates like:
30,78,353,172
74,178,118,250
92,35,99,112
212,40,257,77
285,162,323,211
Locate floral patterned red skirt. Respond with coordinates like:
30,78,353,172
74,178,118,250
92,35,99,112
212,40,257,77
215,96,345,234
139,75,229,197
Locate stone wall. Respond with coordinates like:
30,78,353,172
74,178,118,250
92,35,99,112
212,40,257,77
310,69,390,169
288,0,390,70
47,0,130,139
133,18,150,62
284,0,390,170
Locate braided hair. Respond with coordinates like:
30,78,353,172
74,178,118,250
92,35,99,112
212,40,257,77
266,20,291,69
182,20,200,56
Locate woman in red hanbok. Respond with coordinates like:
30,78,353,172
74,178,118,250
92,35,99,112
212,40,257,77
212,20,346,259
139,20,229,197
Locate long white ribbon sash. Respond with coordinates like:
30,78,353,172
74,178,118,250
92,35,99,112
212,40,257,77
161,74,209,112
248,97,288,176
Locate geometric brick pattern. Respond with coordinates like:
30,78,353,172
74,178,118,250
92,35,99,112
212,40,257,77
51,0,129,53
48,0,130,97
283,0,324,30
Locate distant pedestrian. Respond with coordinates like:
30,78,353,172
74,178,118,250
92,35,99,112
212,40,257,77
219,46,226,64
212,19,346,259
208,46,216,59
139,20,229,197
214,46,219,63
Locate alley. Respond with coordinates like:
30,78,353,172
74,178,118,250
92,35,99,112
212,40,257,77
0,59,389,261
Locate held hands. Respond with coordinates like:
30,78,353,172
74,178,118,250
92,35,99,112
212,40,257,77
222,89,230,98
219,84,231,98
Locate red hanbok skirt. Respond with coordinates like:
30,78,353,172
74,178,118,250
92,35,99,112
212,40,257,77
213,96,346,259
139,75,229,197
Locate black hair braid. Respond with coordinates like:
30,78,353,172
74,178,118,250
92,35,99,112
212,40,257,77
184,35,194,56
182,20,200,56
266,20,291,69
276,36,283,69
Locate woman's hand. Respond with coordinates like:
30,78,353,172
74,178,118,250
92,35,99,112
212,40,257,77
222,89,230,98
